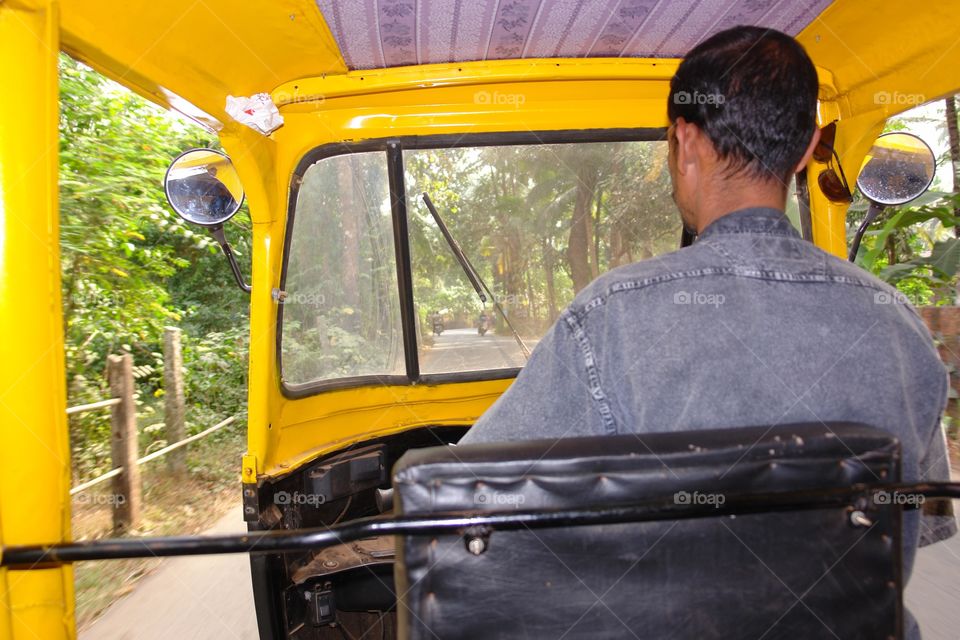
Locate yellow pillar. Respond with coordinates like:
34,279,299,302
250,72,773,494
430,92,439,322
220,126,279,478
808,105,887,259
0,1,76,638
809,184,851,258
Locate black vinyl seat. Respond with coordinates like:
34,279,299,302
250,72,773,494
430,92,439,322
393,423,902,639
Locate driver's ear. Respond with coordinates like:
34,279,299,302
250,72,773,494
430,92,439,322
794,127,822,174
673,118,699,176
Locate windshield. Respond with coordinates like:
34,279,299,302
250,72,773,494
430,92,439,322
405,141,680,373
281,137,681,389
281,151,405,385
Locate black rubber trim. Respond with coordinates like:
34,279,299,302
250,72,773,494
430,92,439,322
388,142,420,382
796,168,814,242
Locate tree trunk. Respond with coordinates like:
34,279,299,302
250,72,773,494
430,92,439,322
163,327,186,479
592,186,603,278
504,237,524,300
542,238,558,322
525,269,535,328
946,97,960,235
608,219,632,268
567,165,599,293
337,158,360,332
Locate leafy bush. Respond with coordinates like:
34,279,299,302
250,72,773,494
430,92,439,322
60,54,250,481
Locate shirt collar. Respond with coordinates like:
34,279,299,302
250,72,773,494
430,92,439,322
697,207,800,240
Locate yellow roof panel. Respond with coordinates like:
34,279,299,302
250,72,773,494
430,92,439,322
56,0,960,130
59,0,347,127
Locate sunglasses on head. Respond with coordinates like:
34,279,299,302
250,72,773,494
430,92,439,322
814,121,853,204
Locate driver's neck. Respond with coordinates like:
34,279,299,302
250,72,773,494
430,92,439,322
692,174,789,234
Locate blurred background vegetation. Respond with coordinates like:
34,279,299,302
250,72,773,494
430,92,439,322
59,55,251,625
60,55,250,483
846,101,960,447
848,100,960,305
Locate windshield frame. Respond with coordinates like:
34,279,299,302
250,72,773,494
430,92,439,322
278,127,668,399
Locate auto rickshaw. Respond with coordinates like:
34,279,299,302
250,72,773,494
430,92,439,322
1,1,960,639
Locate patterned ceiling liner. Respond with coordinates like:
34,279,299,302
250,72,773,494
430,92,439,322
315,0,834,70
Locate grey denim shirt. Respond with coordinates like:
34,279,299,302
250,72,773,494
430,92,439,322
461,207,957,638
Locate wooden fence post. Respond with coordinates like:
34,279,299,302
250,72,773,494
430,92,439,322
107,353,141,532
164,327,187,478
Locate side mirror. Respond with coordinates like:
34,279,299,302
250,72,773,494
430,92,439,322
163,149,251,293
856,132,936,206
848,132,937,262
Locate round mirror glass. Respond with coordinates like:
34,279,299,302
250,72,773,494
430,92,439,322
163,148,244,226
856,132,936,206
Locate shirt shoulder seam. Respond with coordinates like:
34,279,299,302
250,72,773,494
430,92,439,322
571,267,896,320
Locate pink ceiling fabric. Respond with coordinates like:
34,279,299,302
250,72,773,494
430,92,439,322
315,0,833,70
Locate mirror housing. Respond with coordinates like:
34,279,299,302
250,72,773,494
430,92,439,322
163,148,251,293
848,132,937,262
856,132,936,206
164,148,244,226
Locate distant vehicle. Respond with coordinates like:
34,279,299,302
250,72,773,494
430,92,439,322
477,311,489,336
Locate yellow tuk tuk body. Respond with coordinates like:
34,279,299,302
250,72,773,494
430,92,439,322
2,1,959,636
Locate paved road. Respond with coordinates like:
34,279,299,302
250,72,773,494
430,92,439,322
420,327,533,372
907,515,960,640
80,506,257,640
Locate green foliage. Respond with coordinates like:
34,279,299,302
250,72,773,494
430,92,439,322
844,103,960,305
852,192,960,303
59,55,250,477
282,320,380,382
181,328,249,428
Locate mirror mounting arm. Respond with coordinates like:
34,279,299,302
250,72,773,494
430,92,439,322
848,201,885,262
210,225,252,293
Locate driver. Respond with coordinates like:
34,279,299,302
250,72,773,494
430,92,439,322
460,26,955,639
195,166,238,217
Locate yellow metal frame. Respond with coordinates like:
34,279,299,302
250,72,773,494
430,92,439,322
51,1,960,485
250,58,687,478
243,46,957,480
0,1,75,638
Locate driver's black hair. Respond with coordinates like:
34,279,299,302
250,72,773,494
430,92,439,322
667,25,819,185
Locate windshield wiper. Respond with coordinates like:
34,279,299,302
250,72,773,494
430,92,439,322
421,193,530,360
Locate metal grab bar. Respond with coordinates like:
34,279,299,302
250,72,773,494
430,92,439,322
3,481,958,569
